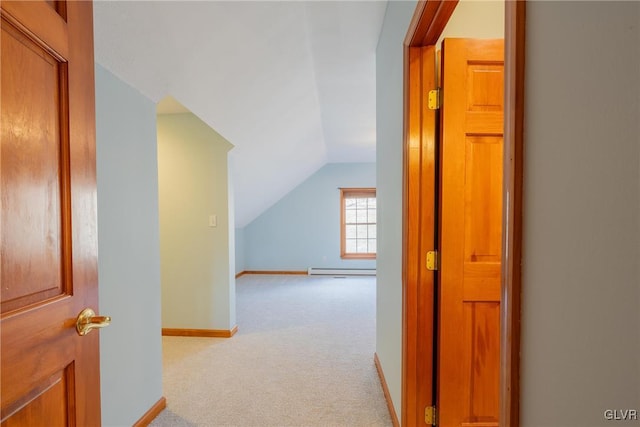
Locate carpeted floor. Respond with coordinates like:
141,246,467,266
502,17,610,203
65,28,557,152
150,274,392,427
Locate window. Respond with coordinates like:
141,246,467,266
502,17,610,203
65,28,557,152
340,188,376,259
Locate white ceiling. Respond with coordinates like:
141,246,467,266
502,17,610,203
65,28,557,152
93,1,388,228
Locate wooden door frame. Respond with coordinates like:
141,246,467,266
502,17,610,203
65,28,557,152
401,1,526,425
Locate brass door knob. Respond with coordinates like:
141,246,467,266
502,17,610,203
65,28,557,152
76,308,111,336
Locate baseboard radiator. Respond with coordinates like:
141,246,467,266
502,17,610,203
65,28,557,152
307,267,376,276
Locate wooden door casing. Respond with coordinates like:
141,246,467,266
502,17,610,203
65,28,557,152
403,2,525,426
1,1,101,425
402,45,438,427
438,38,504,427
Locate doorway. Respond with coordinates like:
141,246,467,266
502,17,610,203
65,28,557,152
402,1,525,426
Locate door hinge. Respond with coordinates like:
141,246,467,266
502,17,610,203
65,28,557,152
428,89,441,110
425,406,437,425
426,250,439,271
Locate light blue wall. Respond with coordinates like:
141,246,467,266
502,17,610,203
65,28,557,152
375,0,417,417
95,64,163,426
235,227,246,274
242,162,376,271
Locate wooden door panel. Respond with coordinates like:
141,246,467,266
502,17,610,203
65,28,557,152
464,136,502,263
461,303,500,427
0,2,70,58
1,303,77,419
1,16,71,314
467,64,504,112
466,113,503,135
2,366,74,427
44,0,68,19
439,38,504,427
1,1,101,425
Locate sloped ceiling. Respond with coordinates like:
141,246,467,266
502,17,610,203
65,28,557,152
93,1,388,227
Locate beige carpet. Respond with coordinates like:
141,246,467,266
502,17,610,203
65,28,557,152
150,274,392,427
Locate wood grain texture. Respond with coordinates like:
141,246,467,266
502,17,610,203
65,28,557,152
462,303,500,423
438,38,504,427
403,3,523,426
1,368,71,427
0,2,69,59
132,397,167,427
402,45,436,427
374,353,399,427
501,2,526,426
0,18,67,313
162,326,238,338
405,0,458,47
1,1,101,425
67,4,101,425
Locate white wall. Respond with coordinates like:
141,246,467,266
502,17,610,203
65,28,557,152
95,64,163,426
242,162,376,271
375,0,417,417
157,113,236,330
521,2,640,425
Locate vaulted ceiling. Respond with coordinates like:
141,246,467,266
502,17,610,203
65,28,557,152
93,1,388,227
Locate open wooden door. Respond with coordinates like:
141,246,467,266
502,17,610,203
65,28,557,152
1,1,106,425
437,38,504,427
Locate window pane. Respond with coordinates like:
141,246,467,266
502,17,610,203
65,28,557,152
368,209,376,223
345,210,356,224
342,190,376,256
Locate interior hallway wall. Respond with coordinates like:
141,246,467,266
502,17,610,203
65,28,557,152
227,163,237,321
235,227,247,275
157,113,236,330
521,2,640,425
95,64,163,426
375,0,417,417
